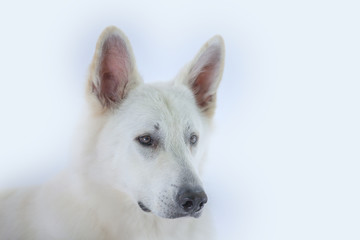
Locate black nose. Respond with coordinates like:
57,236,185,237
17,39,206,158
177,187,208,213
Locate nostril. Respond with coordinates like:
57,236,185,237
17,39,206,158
181,199,194,211
177,187,208,214
196,197,207,212
198,201,204,210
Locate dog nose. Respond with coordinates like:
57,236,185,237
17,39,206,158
177,187,208,213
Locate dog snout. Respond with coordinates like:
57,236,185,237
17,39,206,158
177,187,208,214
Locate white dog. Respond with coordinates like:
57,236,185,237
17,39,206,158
0,26,225,240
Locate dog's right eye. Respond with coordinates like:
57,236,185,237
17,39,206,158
137,135,154,146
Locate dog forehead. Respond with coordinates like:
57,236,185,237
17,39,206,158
122,83,202,129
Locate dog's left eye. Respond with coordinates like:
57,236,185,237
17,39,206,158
190,134,198,145
138,135,154,146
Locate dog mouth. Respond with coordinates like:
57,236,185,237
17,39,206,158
137,201,204,218
138,202,151,212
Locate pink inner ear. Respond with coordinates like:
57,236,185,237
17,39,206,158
193,64,215,108
98,35,130,106
100,72,121,103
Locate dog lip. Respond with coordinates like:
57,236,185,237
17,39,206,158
166,211,202,219
165,207,204,219
138,202,151,212
191,211,203,218
165,212,187,219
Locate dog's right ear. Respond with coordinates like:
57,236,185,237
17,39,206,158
87,26,142,110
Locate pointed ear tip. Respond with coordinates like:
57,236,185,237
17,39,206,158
100,26,127,41
209,35,225,47
206,35,225,57
104,25,119,31
102,26,119,35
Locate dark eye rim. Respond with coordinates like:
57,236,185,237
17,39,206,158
137,135,154,147
190,134,198,145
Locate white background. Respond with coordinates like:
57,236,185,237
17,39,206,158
0,1,359,239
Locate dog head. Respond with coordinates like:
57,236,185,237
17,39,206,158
84,26,224,219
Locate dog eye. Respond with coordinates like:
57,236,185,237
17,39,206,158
138,135,154,146
190,134,198,145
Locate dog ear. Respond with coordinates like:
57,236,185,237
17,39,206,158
88,26,142,109
180,35,225,117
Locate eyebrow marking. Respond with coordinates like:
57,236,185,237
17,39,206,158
154,123,160,130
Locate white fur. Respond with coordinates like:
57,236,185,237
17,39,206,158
0,26,225,240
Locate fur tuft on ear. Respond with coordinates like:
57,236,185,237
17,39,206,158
87,26,142,110
178,35,225,117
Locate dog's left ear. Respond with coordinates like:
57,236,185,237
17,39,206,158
179,35,225,117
